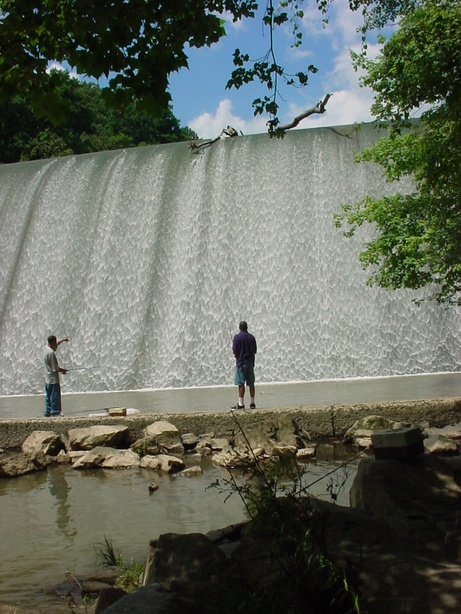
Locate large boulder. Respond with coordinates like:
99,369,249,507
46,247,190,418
72,447,140,469
140,454,185,474
68,425,129,450
143,421,184,455
140,533,237,610
424,434,459,455
22,430,66,457
350,454,461,532
0,452,43,477
233,414,307,456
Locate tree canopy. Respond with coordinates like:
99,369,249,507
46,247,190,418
0,0,258,121
0,69,197,163
0,1,423,129
336,0,461,305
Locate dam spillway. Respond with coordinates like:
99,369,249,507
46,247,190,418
0,123,460,397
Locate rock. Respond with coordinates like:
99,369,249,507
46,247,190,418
350,454,461,533
143,421,184,455
68,425,129,450
208,437,233,451
296,446,316,459
424,421,461,440
94,587,127,614
371,426,425,459
181,433,200,450
194,434,216,456
148,481,159,492
424,434,459,455
55,449,71,464
163,442,185,456
234,414,305,453
141,533,233,608
101,583,202,613
0,452,42,477
140,454,185,474
343,414,405,446
131,437,161,457
72,447,140,469
212,449,249,468
270,444,297,458
22,431,66,457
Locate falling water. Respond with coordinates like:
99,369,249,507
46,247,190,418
0,123,460,397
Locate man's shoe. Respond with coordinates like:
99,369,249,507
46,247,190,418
230,404,245,410
250,403,256,409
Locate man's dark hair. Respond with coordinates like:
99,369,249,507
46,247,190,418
47,335,57,345
239,321,248,331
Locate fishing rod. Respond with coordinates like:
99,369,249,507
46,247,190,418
65,365,114,372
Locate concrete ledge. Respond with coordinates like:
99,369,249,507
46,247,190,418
1,397,460,451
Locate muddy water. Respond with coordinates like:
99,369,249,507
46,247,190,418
0,454,359,611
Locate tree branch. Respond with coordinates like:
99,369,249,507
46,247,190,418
277,94,332,131
189,95,331,154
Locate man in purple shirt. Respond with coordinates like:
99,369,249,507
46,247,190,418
231,321,257,410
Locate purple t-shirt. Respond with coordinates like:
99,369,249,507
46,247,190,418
232,330,257,368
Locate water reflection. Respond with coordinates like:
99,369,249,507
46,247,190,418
48,466,77,540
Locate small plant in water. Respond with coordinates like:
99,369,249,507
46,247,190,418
65,569,93,613
95,535,144,593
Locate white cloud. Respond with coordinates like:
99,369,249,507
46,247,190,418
308,89,374,127
282,84,373,130
47,61,78,79
188,99,268,139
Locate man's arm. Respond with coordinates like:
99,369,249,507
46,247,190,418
57,337,68,373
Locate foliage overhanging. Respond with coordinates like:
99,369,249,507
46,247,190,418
337,0,461,306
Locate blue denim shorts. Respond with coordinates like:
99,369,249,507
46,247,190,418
234,364,255,387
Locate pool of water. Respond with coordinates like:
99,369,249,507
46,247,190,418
0,454,359,611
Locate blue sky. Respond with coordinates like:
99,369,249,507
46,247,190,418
167,0,383,139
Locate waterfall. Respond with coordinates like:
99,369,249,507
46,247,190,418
1,123,460,396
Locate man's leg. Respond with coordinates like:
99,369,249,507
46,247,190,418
238,384,245,406
50,383,62,416
249,385,256,408
44,384,52,416
231,368,246,409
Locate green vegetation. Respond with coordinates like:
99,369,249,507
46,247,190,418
0,1,409,133
0,0,257,120
336,0,461,305
95,535,144,593
0,69,196,163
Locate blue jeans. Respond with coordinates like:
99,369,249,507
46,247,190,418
45,383,62,416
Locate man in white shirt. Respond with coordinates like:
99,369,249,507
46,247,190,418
44,334,68,416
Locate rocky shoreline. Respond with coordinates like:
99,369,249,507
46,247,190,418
2,396,461,451
1,397,461,613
